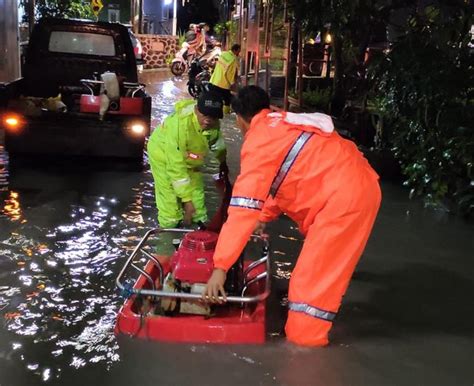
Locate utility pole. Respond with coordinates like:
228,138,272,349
27,0,35,35
172,0,177,35
0,0,20,82
130,0,143,34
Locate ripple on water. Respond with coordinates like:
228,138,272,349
0,76,290,382
0,140,239,382
0,185,153,378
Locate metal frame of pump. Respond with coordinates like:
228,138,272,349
116,228,271,304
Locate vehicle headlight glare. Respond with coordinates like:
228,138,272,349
131,123,145,135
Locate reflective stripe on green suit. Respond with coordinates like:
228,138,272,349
147,99,226,228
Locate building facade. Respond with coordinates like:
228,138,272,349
99,0,174,35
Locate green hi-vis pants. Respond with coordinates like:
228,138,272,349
149,157,207,228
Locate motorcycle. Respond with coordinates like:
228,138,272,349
204,41,222,69
171,41,222,77
187,57,211,98
170,42,195,76
186,42,223,98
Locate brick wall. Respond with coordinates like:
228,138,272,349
136,34,178,69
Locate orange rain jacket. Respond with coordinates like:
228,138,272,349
213,109,380,272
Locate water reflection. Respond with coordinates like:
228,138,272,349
0,72,298,383
1,191,22,221
0,161,159,381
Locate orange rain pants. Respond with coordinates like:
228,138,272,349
212,109,381,346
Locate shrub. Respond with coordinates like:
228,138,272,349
302,87,332,113
369,4,473,216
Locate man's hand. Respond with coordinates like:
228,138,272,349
254,221,267,235
202,268,227,303
183,201,196,225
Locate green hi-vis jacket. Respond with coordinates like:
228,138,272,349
210,50,238,90
147,99,226,202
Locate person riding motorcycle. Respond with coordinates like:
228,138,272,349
199,23,214,52
183,23,202,57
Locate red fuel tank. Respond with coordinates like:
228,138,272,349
170,231,218,284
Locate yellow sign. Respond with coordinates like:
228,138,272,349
91,0,103,16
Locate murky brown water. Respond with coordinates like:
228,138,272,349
0,72,297,384
1,72,472,386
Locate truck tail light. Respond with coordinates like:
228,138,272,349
126,121,147,137
130,123,146,135
2,114,25,132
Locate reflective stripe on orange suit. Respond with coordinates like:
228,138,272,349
213,109,381,346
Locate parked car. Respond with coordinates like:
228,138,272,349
127,27,145,71
0,18,151,166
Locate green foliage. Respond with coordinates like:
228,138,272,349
165,51,174,65
286,0,474,216
269,59,284,72
213,20,238,45
213,22,226,39
368,2,474,215
32,0,94,19
177,31,186,48
302,87,332,112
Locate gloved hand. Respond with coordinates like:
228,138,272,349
219,161,229,177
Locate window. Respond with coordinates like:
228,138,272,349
108,9,120,23
162,5,168,20
48,31,116,57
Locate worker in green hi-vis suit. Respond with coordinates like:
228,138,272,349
147,92,227,228
209,44,241,115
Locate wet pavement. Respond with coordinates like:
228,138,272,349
0,71,473,385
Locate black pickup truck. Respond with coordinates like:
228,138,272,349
0,18,151,164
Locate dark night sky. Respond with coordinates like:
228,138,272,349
177,0,221,34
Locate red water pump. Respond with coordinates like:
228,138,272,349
161,230,242,315
170,231,218,284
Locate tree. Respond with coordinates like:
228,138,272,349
284,0,473,215
370,1,473,215
22,0,94,20
287,0,415,114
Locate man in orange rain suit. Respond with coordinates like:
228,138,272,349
203,86,381,346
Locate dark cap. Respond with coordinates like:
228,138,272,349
197,91,223,119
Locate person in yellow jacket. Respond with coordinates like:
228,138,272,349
147,91,227,228
209,44,241,114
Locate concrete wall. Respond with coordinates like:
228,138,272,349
137,34,177,69
0,0,20,82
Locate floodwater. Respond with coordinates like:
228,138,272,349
0,72,473,386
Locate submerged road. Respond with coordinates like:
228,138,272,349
0,72,473,385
